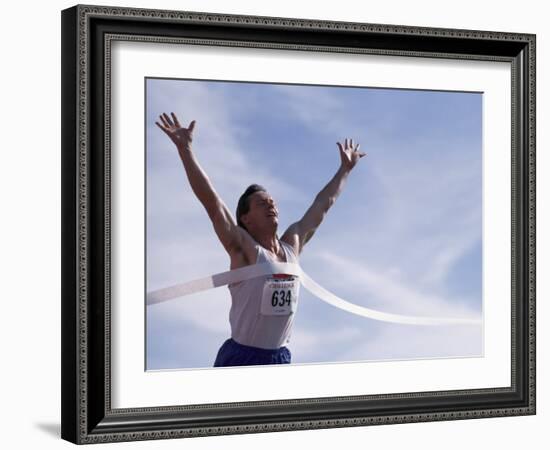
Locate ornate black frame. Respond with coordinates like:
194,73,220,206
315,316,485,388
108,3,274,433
61,4,536,444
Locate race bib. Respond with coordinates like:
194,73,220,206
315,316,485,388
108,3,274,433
260,275,300,316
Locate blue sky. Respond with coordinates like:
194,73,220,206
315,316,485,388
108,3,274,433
145,78,483,370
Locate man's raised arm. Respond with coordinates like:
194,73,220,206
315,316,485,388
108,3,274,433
281,138,367,255
155,112,242,253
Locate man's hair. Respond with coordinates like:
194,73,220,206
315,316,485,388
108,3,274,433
236,184,267,231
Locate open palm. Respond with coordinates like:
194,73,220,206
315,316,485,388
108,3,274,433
337,138,366,171
156,112,196,151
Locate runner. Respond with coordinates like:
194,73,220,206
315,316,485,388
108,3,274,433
155,112,366,367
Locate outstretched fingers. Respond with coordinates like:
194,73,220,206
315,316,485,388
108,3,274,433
155,121,172,138
337,139,361,151
336,138,367,160
159,113,171,129
170,112,181,128
158,112,195,132
162,112,174,127
339,138,361,150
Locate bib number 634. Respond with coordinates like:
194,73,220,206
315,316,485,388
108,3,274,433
261,277,299,316
271,290,292,307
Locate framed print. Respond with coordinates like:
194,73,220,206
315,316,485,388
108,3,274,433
61,4,536,444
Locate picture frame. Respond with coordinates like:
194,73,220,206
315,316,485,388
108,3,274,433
61,4,536,444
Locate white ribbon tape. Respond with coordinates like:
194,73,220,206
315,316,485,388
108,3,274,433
147,262,481,326
147,261,299,305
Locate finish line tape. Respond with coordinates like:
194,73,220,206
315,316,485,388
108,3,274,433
146,261,481,326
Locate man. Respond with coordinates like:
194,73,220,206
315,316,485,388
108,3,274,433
155,112,366,367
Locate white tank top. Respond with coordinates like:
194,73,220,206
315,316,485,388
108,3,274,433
228,240,300,349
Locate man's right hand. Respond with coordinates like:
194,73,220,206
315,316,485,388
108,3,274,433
156,112,196,152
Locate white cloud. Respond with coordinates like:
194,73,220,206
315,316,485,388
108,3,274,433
148,287,231,335
147,79,308,211
339,324,482,361
289,326,363,362
310,250,480,320
146,232,232,334
271,85,347,133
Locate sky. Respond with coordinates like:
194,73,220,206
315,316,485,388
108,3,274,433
145,77,483,370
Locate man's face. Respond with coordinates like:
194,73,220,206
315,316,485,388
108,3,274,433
242,191,279,231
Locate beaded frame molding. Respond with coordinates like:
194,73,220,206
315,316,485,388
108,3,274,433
61,4,536,445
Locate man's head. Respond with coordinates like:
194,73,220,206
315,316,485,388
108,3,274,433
236,184,279,234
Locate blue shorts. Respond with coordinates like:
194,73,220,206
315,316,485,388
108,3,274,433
213,338,291,367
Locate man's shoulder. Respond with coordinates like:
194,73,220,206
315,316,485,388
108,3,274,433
280,232,300,258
